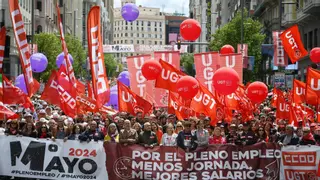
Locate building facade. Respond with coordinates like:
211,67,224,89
113,0,166,57
165,15,188,45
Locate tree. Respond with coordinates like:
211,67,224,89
209,9,266,82
180,53,195,76
104,54,123,78
34,33,86,81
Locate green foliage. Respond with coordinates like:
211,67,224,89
180,53,195,76
209,9,266,82
34,33,86,81
104,54,122,78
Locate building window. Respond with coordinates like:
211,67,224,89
137,33,139,37
155,41,157,45
131,33,133,37
37,0,42,11
36,25,42,33
137,27,139,30
149,41,152,44
131,27,133,30
160,35,162,38
137,40,139,44
125,26,128,30
142,40,144,44
155,34,157,38
126,21,128,25
315,29,318,47
148,27,151,31
148,21,151,26
160,41,162,45
125,40,127,43
159,22,162,27
308,31,313,49
148,34,151,38
142,34,144,37
155,22,157,26
142,27,144,31
125,33,127,37
130,40,133,44
142,21,144,26
155,28,157,31
136,20,139,25
121,40,123,43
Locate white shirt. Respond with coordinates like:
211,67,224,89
161,133,178,146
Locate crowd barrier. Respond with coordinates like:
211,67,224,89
0,135,319,180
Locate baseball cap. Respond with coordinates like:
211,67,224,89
24,113,33,117
39,109,46,114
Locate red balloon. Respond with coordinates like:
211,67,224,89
246,81,268,104
212,67,239,95
141,60,162,80
180,19,201,41
310,47,320,63
220,45,235,55
176,76,199,99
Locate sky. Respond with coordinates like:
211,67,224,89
114,0,189,16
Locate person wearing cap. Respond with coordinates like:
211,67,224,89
313,126,320,145
278,125,299,146
236,122,257,146
177,121,198,152
24,113,33,123
299,127,316,145
4,119,20,136
226,124,238,144
138,122,158,148
38,109,47,119
310,123,317,134
203,117,210,127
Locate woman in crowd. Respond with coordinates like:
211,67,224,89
38,125,50,139
68,124,83,140
175,122,184,134
132,122,142,134
151,122,163,143
21,122,38,138
160,123,177,146
104,123,119,143
195,120,209,147
211,127,226,144
300,127,316,145
190,118,197,132
5,120,20,136
256,126,268,143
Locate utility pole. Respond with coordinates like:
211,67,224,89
74,10,76,36
279,0,282,31
63,3,66,33
31,0,34,54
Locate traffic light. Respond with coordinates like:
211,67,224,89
177,40,181,50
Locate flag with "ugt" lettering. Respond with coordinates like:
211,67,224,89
117,81,152,116
126,55,155,104
292,79,318,106
276,93,290,120
168,92,194,120
87,6,110,108
306,67,320,98
194,52,219,93
280,24,308,64
153,51,180,107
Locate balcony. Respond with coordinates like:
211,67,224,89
281,13,296,27
303,0,320,14
252,0,272,17
295,8,312,24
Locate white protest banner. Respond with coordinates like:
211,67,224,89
280,145,320,180
0,135,108,180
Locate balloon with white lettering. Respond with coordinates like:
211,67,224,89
117,71,130,87
14,74,27,94
310,47,320,64
246,81,268,104
220,45,235,55
176,76,199,99
180,19,201,41
30,53,48,73
121,3,139,22
56,52,74,68
212,67,239,95
106,85,118,110
141,60,162,80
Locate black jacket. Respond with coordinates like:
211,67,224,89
278,133,300,145
176,131,198,151
78,129,104,141
236,130,257,145
138,131,158,146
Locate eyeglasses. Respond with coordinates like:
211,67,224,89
177,126,182,128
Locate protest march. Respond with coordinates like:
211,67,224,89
0,0,320,180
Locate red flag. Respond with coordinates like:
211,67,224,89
237,44,248,68
56,3,76,85
2,75,33,109
126,55,154,103
56,66,77,118
0,27,6,72
194,52,219,93
276,94,290,120
218,53,243,83
293,79,318,106
271,88,284,107
87,81,95,99
306,67,320,97
40,70,61,106
289,104,301,126
168,92,194,120
76,94,98,114
190,82,218,125
76,80,86,95
0,102,18,120
87,6,110,108
8,0,38,97
117,81,152,116
155,59,186,92
280,25,308,63
273,31,288,67
153,51,180,107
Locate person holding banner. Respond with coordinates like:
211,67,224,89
119,120,138,146
299,127,316,145
138,122,158,148
104,123,119,142
177,121,198,152
160,123,177,146
195,120,209,146
278,125,299,146
79,121,104,142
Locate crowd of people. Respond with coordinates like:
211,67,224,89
1,96,319,152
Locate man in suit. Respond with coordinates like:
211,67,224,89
278,125,299,145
